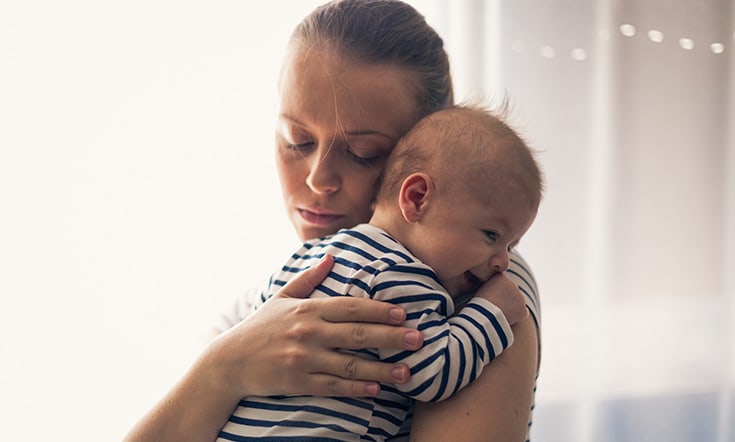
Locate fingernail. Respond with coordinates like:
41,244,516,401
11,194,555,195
364,383,380,396
403,330,420,346
389,308,405,322
391,366,408,382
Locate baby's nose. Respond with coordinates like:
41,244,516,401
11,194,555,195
490,252,509,273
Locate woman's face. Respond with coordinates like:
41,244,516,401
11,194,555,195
276,46,419,241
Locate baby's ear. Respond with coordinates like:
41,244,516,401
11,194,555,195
398,173,432,223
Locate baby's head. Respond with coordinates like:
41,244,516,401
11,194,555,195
372,104,543,296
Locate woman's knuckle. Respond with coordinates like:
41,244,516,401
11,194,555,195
326,378,342,394
292,300,316,316
285,321,317,342
351,324,368,344
344,298,361,315
281,347,308,367
343,357,360,378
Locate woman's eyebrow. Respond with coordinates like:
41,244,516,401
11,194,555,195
278,114,304,126
278,114,396,141
343,129,397,142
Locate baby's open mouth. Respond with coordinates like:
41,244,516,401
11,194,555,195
463,271,482,293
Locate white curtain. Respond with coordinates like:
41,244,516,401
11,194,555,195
422,0,735,440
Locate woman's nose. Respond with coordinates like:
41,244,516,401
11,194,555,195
305,147,340,194
490,250,510,273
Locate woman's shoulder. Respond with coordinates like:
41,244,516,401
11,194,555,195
508,250,541,327
211,288,261,334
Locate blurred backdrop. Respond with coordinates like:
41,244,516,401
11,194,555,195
1,0,733,440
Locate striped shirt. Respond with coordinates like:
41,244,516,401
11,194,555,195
217,223,518,441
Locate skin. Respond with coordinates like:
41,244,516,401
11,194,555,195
276,44,419,242
125,44,539,441
123,46,425,442
274,45,539,440
409,316,539,441
124,256,424,442
374,171,537,298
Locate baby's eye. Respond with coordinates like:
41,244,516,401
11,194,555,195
484,230,499,242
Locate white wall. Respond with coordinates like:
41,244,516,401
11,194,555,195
0,2,320,440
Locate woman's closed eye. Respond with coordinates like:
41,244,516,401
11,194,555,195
287,141,316,150
344,139,389,167
346,149,381,165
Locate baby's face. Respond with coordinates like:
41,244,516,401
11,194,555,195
413,180,537,297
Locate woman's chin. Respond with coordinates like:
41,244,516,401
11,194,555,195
297,223,341,242
293,211,348,241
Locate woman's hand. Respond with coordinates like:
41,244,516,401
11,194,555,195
209,254,423,398
124,254,423,442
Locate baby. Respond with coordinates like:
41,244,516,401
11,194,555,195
219,104,543,440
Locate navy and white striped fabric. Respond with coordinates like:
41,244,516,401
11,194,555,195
217,223,515,441
386,250,542,442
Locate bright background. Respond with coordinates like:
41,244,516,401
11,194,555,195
1,1,733,441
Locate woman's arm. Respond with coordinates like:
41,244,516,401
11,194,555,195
409,315,538,442
124,255,423,442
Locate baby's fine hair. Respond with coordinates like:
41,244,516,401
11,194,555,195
290,0,453,119
376,104,544,207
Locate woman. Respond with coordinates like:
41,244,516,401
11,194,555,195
125,1,540,441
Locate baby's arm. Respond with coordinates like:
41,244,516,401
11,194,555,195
374,264,516,402
472,272,529,327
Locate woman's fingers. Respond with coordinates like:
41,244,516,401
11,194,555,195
293,354,412,397
277,254,335,299
251,254,423,394
268,256,424,351
276,255,408,325
299,373,383,397
318,321,423,351
272,296,423,351
315,295,408,325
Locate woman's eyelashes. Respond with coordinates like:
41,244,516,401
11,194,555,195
346,149,380,165
287,141,315,150
278,131,383,167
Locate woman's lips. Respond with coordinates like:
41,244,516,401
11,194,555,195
298,208,344,226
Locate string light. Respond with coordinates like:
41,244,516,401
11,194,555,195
710,43,725,54
511,23,727,61
679,38,695,50
620,24,636,37
540,46,556,59
648,30,664,43
571,48,587,61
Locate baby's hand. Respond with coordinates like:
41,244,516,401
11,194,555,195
475,273,528,326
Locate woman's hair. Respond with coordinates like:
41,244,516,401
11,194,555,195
290,0,453,119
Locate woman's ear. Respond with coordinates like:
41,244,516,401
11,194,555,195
398,173,433,223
